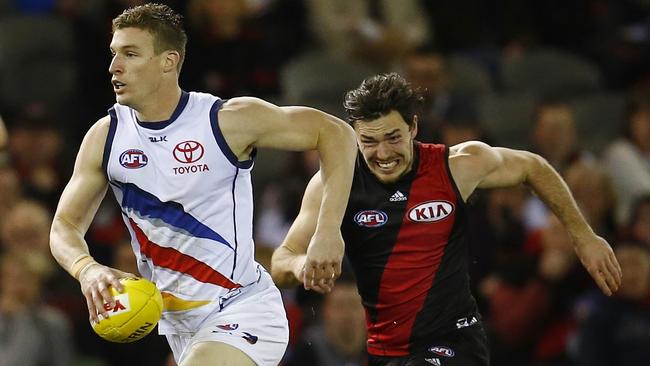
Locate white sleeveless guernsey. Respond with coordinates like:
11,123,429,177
103,91,263,335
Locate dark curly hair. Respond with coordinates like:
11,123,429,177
343,73,424,127
112,3,187,71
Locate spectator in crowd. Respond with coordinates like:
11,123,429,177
305,0,431,70
1,200,52,256
5,110,66,208
525,100,593,231
482,212,592,365
182,0,305,97
0,115,7,152
625,195,650,248
285,276,367,366
256,150,320,251
576,243,650,366
0,168,22,229
469,186,532,300
603,90,650,225
402,52,450,131
401,51,482,144
564,162,618,241
0,251,73,366
531,100,590,172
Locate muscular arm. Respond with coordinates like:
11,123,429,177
50,117,131,321
220,97,357,282
271,173,330,291
450,141,622,295
50,117,110,273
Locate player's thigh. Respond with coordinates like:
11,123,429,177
179,341,257,366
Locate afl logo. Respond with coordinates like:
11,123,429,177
408,201,454,222
173,140,204,163
119,149,148,169
429,346,455,357
354,210,388,227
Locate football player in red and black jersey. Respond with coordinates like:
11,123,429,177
271,73,622,366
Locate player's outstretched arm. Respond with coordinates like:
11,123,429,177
50,117,134,322
271,172,333,293
220,97,357,287
449,141,622,296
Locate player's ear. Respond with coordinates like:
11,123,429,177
410,115,418,138
162,50,180,73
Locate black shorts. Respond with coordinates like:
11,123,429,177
367,323,490,366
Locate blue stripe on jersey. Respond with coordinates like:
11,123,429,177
115,181,234,249
102,108,118,175
209,99,255,169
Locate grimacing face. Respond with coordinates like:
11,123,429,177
354,110,417,184
109,27,169,109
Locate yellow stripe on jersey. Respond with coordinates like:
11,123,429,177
161,292,211,312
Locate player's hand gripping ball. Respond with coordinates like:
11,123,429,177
91,277,163,343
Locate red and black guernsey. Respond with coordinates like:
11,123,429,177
342,142,479,357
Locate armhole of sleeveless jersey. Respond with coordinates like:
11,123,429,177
102,108,118,178
443,146,466,207
210,99,255,169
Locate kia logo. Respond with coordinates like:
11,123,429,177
408,201,454,222
173,140,204,163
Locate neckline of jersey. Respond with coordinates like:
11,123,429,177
135,90,190,130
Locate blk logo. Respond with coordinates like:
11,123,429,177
149,136,167,143
173,140,204,163
120,149,148,169
408,201,454,222
354,210,388,227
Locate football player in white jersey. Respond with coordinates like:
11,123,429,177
49,3,356,366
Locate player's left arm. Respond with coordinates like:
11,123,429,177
219,97,357,285
449,141,622,296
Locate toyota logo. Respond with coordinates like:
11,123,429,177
173,140,205,163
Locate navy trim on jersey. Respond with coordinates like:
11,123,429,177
230,168,240,279
136,91,189,130
209,99,255,169
102,108,118,176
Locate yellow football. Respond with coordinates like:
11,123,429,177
91,277,163,343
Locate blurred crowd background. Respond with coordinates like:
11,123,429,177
0,0,649,365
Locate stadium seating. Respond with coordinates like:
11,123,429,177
501,47,603,98
0,15,76,109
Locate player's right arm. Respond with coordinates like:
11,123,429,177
50,116,132,322
271,172,333,293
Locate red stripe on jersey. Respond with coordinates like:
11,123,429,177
129,218,242,290
368,144,457,356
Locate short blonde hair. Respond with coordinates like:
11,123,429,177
112,3,187,71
